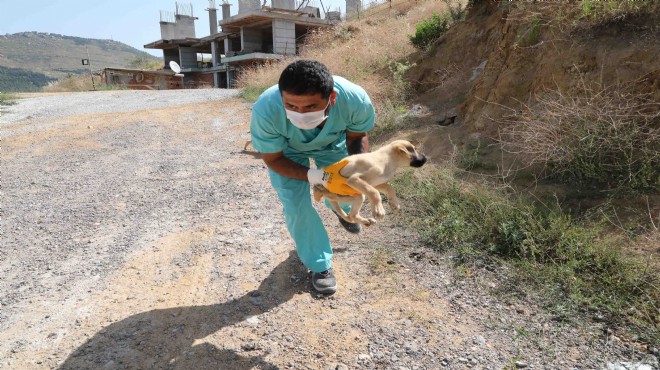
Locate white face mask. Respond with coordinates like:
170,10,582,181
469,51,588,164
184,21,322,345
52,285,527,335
285,99,331,130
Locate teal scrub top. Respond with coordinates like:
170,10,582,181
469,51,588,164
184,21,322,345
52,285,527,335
250,76,375,156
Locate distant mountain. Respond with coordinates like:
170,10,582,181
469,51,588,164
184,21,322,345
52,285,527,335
0,32,161,92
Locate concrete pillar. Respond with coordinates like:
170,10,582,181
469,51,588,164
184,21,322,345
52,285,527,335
221,2,231,19
208,7,218,35
173,14,197,38
224,38,232,54
272,0,295,9
238,0,261,14
326,11,340,21
272,19,295,55
211,41,219,88
241,27,262,53
346,0,362,19
160,22,175,40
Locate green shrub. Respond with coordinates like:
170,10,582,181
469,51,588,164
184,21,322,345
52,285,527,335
0,92,19,106
392,167,659,343
409,12,451,50
518,16,541,47
580,0,657,22
409,0,465,50
238,86,267,103
445,0,466,22
128,55,162,70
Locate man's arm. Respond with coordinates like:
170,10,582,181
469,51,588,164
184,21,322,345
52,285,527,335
346,131,369,155
261,151,309,181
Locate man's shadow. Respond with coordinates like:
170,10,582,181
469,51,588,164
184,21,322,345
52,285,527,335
59,251,304,370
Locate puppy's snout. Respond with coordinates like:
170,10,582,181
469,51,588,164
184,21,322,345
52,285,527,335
410,154,427,168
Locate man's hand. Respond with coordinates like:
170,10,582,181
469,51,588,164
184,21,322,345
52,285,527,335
307,158,360,196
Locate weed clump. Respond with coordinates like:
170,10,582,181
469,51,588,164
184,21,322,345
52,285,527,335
392,167,659,344
0,92,19,106
499,80,660,193
43,73,101,92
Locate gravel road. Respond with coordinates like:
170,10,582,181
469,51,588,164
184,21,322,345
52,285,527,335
0,90,656,370
1,89,239,125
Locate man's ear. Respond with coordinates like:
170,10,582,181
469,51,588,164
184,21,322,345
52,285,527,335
330,91,338,106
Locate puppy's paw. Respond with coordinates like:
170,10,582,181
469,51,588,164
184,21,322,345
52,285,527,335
390,202,401,213
365,218,377,226
373,203,386,221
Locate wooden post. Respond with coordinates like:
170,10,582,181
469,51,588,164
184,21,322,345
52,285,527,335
85,46,96,91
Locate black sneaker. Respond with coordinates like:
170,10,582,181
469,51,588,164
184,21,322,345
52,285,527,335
311,269,337,294
333,210,361,234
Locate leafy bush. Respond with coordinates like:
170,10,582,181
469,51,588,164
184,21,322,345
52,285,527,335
128,55,162,70
0,92,19,106
409,12,450,49
409,0,465,50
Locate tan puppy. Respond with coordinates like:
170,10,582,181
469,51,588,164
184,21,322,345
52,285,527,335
313,140,427,226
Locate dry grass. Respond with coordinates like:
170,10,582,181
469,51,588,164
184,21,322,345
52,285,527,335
498,77,660,192
235,0,458,122
43,74,103,93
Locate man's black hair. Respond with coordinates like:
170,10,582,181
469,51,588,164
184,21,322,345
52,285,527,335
278,60,334,98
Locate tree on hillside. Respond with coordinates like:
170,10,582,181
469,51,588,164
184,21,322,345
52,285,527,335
128,56,162,70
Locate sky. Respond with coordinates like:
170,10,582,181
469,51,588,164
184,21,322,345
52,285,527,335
0,0,348,57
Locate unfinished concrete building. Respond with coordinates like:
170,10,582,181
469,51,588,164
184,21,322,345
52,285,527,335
137,0,344,89
345,0,363,19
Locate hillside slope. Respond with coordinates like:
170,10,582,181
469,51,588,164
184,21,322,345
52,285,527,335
404,2,659,165
0,32,160,91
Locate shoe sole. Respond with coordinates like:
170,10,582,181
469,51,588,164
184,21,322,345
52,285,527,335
312,277,337,295
312,284,337,295
334,211,361,234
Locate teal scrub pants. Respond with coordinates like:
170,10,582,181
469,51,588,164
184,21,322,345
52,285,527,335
268,149,350,273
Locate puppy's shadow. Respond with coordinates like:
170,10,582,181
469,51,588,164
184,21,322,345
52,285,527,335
59,251,303,370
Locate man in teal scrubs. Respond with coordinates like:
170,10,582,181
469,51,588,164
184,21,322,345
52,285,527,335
250,60,375,295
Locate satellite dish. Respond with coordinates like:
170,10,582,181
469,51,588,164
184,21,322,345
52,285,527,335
169,61,181,73
169,61,184,77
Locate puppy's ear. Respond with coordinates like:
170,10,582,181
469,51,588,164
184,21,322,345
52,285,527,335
397,145,412,159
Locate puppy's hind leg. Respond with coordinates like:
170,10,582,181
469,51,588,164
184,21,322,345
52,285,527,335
315,186,352,220
345,194,376,226
329,199,351,219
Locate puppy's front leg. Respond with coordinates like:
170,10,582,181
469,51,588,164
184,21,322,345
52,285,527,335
376,183,400,212
347,176,385,221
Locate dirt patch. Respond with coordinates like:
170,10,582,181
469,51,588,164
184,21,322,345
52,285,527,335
1,92,655,369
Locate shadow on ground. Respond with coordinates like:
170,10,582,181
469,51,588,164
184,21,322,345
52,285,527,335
59,251,303,370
